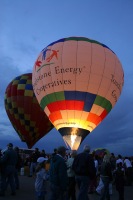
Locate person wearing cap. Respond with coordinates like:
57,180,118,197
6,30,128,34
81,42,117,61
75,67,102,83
72,145,96,200
0,143,18,196
35,157,49,200
48,146,68,200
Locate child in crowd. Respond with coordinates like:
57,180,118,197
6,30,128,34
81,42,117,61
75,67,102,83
35,157,49,200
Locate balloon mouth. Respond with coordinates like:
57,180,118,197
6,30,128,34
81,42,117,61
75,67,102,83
63,135,82,150
58,127,90,150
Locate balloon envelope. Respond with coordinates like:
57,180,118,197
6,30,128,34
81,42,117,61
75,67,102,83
32,36,124,150
4,73,53,148
92,148,110,158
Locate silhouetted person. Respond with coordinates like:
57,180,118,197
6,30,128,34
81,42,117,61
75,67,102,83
29,148,40,177
99,154,112,200
72,145,96,200
14,146,22,189
67,150,77,200
49,146,68,200
115,162,125,200
0,143,18,196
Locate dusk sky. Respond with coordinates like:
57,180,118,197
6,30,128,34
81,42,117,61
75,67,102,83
0,0,133,156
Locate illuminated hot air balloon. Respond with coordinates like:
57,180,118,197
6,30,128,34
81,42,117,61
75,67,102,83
32,36,124,150
4,73,53,148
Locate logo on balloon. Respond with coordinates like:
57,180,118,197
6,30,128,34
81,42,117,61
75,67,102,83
34,48,59,72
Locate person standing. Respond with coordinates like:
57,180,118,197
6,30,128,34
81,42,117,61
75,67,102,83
48,146,68,200
115,162,125,200
99,154,112,200
52,148,57,157
40,149,47,158
110,153,116,172
116,155,124,165
14,146,22,189
29,148,40,177
0,143,18,196
66,150,77,200
35,157,49,200
72,145,96,200
123,157,132,186
88,154,99,194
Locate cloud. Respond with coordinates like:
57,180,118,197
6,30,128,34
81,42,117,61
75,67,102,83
0,56,21,93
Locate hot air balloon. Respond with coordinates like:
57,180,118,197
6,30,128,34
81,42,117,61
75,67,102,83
32,36,124,150
92,148,110,158
4,73,53,148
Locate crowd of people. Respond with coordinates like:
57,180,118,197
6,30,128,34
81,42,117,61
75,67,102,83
0,143,133,200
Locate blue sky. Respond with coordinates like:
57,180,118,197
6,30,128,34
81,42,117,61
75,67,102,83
0,0,133,156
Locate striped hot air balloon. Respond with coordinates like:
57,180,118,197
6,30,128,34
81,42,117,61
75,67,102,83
4,73,53,148
32,36,124,150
